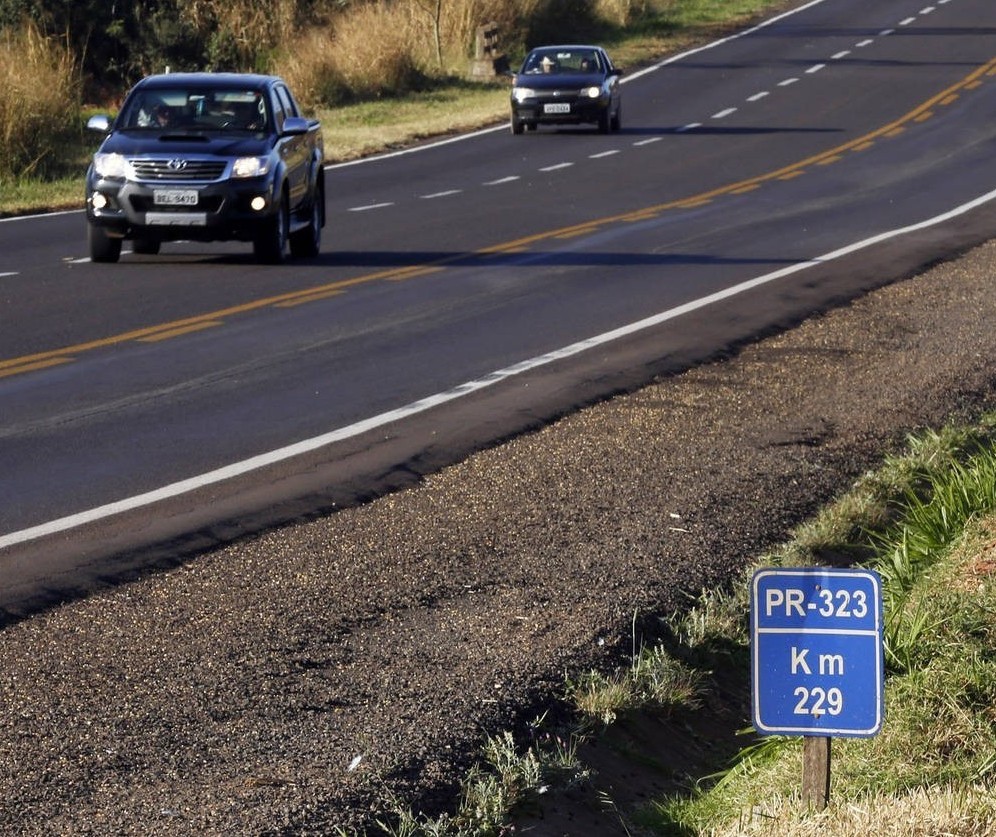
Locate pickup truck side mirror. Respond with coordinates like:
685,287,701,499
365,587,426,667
281,116,309,136
87,114,111,133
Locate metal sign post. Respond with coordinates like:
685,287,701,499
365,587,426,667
750,568,884,809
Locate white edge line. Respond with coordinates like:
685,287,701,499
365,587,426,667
4,185,996,550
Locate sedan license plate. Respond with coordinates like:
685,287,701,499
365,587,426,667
153,189,199,207
543,103,571,114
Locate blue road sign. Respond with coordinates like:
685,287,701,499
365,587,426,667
751,568,884,737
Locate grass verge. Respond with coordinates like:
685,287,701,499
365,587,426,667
370,419,996,835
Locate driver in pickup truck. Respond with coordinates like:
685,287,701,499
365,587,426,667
152,103,172,127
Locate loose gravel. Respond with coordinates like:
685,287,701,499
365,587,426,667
3,239,996,835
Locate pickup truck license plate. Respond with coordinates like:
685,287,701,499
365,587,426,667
544,103,571,114
153,189,199,206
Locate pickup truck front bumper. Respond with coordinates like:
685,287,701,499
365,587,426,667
86,171,280,243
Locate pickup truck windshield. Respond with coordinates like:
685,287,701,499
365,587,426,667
120,88,269,131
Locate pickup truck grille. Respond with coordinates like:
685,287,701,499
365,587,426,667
129,159,228,182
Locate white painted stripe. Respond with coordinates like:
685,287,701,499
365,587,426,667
633,137,662,146
348,202,394,212
806,63,826,74
712,107,737,119
879,29,895,36
779,78,799,87
5,185,996,550
831,51,851,60
539,162,573,172
0,272,17,278
0,208,80,224
857,38,875,47
590,150,620,159
484,176,520,185
421,190,462,199
677,123,701,133
747,91,770,102
900,17,917,25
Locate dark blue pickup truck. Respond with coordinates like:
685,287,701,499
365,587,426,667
85,72,325,264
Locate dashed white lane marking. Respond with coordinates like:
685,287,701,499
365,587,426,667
421,190,462,199
349,202,394,212
304,0,943,216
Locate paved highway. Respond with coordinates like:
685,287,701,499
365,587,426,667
1,0,994,610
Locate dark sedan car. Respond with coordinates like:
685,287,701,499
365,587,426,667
509,45,622,134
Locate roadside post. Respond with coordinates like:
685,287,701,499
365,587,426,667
750,568,884,809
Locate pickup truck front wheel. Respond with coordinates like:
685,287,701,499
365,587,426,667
88,223,122,263
253,194,289,264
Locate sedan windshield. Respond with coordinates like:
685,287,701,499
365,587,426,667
521,49,602,75
119,88,269,132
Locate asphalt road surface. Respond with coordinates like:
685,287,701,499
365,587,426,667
1,0,995,612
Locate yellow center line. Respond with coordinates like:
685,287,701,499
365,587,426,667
3,56,993,378
0,357,74,378
138,321,223,342
274,288,346,308
385,266,444,282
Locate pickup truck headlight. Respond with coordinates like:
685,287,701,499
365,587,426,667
583,86,602,99
512,87,537,103
232,157,271,178
93,152,128,179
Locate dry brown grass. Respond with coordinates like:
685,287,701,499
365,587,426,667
0,21,79,179
274,0,545,107
716,787,996,836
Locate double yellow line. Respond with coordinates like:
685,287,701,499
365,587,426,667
2,56,993,381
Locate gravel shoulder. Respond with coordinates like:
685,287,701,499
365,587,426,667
3,237,996,834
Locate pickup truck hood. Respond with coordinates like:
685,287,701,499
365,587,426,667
98,131,272,158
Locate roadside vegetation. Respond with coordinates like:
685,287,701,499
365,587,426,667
0,0,793,216
363,419,996,835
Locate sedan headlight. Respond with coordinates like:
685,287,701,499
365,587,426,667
583,86,603,99
232,157,271,178
512,86,537,103
93,152,128,179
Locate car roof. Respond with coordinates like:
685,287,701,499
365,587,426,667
133,72,282,91
527,45,605,53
